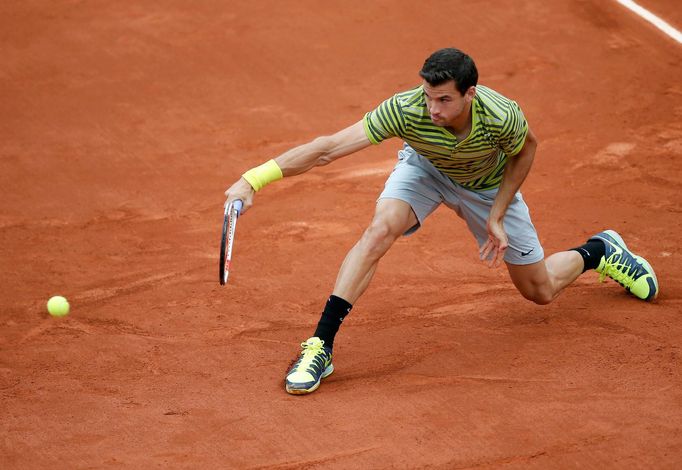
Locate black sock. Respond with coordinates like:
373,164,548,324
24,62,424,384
570,240,606,272
313,295,353,350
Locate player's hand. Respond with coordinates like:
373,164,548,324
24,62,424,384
224,177,255,214
480,218,508,268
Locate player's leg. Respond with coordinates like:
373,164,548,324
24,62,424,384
285,145,441,395
312,145,441,349
507,230,659,303
505,252,584,305
446,184,657,303
457,183,659,302
285,200,418,395
457,188,565,304
332,198,418,303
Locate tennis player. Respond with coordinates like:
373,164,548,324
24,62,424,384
224,48,659,395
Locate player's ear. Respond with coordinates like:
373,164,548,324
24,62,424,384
464,86,476,102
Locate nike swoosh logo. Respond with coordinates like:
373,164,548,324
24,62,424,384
521,248,534,257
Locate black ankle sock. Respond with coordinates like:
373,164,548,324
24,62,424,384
313,295,353,350
570,240,606,272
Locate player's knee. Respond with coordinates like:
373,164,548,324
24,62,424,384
509,266,556,306
520,288,554,305
532,293,554,305
360,220,399,257
514,281,555,305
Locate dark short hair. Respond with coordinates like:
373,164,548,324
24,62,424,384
419,48,478,95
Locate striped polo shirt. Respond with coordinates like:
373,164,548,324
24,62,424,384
363,85,529,191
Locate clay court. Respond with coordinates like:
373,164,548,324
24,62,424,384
2,1,681,468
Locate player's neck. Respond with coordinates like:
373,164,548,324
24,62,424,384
446,104,473,141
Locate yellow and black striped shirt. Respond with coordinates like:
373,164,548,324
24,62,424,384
363,85,528,191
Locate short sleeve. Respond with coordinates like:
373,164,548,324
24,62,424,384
498,101,529,157
362,94,406,144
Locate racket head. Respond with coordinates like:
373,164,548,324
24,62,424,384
219,200,243,285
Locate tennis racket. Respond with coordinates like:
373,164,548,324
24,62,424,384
219,199,243,285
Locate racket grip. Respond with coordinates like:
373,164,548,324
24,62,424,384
233,199,243,215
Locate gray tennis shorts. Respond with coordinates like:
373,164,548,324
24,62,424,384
379,144,544,265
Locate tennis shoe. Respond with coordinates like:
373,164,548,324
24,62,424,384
285,337,333,395
589,230,658,301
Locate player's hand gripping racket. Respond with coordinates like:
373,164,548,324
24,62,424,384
219,199,243,285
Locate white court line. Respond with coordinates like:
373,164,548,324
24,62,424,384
615,0,682,44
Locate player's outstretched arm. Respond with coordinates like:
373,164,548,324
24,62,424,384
224,121,371,213
275,120,371,176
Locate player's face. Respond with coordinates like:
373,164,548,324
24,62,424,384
423,80,474,127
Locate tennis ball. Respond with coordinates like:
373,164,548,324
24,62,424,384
47,296,70,317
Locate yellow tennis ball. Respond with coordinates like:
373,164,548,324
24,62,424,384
47,296,70,317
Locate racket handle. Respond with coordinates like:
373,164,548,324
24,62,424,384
233,199,243,215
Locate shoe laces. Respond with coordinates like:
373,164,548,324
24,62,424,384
295,340,328,370
599,252,640,287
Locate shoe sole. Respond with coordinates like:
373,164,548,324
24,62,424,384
285,364,334,395
597,229,659,300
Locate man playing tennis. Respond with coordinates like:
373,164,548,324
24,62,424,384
224,48,659,395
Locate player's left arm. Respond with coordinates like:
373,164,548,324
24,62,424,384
479,127,538,267
490,126,537,222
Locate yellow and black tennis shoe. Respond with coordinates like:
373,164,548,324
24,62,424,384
590,230,659,301
285,337,334,395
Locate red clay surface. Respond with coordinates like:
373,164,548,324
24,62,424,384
2,1,681,468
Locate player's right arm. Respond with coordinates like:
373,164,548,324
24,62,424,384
276,120,371,175
224,120,371,213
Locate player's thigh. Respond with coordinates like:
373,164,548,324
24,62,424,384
378,149,442,236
